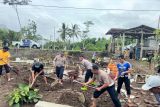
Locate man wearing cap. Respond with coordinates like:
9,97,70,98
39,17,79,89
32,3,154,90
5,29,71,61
117,55,132,103
83,64,121,107
53,53,66,85
30,60,48,85
142,75,160,104
0,46,12,81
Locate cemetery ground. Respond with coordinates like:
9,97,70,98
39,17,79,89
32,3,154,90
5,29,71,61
0,49,159,107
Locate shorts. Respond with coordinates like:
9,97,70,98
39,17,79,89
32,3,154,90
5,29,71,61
0,64,10,75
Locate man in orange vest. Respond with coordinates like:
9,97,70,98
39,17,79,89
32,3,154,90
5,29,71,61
0,46,12,81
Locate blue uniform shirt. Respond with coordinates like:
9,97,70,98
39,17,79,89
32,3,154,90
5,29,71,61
117,61,131,77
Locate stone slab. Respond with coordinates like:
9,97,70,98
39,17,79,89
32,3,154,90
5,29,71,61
35,101,73,107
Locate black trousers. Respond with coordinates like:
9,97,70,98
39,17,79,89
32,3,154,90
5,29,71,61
85,69,93,82
0,64,10,75
56,66,64,79
117,77,131,95
93,85,121,107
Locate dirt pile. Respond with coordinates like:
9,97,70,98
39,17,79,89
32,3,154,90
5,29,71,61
57,90,85,107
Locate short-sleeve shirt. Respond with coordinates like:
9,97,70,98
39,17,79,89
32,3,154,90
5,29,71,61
117,61,131,76
93,70,114,86
54,55,66,67
32,62,44,72
0,50,11,65
81,59,92,70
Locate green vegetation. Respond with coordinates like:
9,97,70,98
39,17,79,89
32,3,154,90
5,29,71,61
0,20,109,51
0,28,21,46
20,20,42,41
8,83,42,107
44,37,109,51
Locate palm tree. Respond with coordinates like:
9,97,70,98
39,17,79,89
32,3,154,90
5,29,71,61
58,23,69,50
68,24,81,43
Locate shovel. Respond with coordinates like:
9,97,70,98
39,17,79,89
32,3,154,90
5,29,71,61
73,80,97,89
0,59,19,75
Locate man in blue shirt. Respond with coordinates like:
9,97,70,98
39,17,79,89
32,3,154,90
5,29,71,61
117,55,132,103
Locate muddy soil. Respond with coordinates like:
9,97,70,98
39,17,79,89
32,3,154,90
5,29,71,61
0,62,159,107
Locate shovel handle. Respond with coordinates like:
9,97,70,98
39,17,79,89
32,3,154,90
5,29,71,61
73,80,96,89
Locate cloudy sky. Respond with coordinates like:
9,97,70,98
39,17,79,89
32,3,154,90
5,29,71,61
0,0,160,40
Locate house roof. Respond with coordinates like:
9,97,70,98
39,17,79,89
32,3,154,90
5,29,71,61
106,25,156,39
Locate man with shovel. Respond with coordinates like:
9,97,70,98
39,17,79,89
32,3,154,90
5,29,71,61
83,64,121,107
79,55,94,90
0,46,12,82
30,59,48,86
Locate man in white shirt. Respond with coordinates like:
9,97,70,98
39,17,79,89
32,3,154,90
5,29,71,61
83,64,121,107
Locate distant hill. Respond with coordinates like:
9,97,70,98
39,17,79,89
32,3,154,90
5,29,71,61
0,24,7,29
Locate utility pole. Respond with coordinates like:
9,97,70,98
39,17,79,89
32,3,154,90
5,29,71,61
158,16,160,29
156,16,160,53
3,0,31,39
53,26,56,50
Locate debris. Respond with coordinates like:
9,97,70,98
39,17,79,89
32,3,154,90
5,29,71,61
35,101,73,107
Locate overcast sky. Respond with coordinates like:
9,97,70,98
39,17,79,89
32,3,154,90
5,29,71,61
0,0,160,40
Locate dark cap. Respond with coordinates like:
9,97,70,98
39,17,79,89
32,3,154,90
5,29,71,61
3,46,9,51
118,54,124,59
92,64,99,70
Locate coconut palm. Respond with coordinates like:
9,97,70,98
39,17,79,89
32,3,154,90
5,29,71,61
58,23,69,50
68,24,81,43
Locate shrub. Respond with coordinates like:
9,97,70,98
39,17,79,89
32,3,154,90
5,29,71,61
8,83,42,107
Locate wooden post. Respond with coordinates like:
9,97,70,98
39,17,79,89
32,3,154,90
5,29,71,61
140,30,144,60
122,33,125,52
113,37,115,53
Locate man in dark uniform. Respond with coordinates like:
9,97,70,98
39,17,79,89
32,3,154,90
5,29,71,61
31,60,47,84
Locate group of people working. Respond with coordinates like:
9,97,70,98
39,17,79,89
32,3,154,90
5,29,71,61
0,46,160,107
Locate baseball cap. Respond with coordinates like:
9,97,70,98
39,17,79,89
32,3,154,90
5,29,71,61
142,75,160,90
92,64,99,70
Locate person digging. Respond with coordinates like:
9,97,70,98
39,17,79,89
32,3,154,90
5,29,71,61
0,46,13,82
79,55,95,91
82,64,121,107
30,60,48,87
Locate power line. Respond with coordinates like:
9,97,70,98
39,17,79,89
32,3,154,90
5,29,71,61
13,5,22,29
1,2,160,12
27,4,160,12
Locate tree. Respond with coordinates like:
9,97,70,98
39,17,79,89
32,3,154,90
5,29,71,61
20,20,42,41
81,21,94,48
57,23,69,50
84,21,94,33
58,23,69,42
0,28,21,46
68,24,81,42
